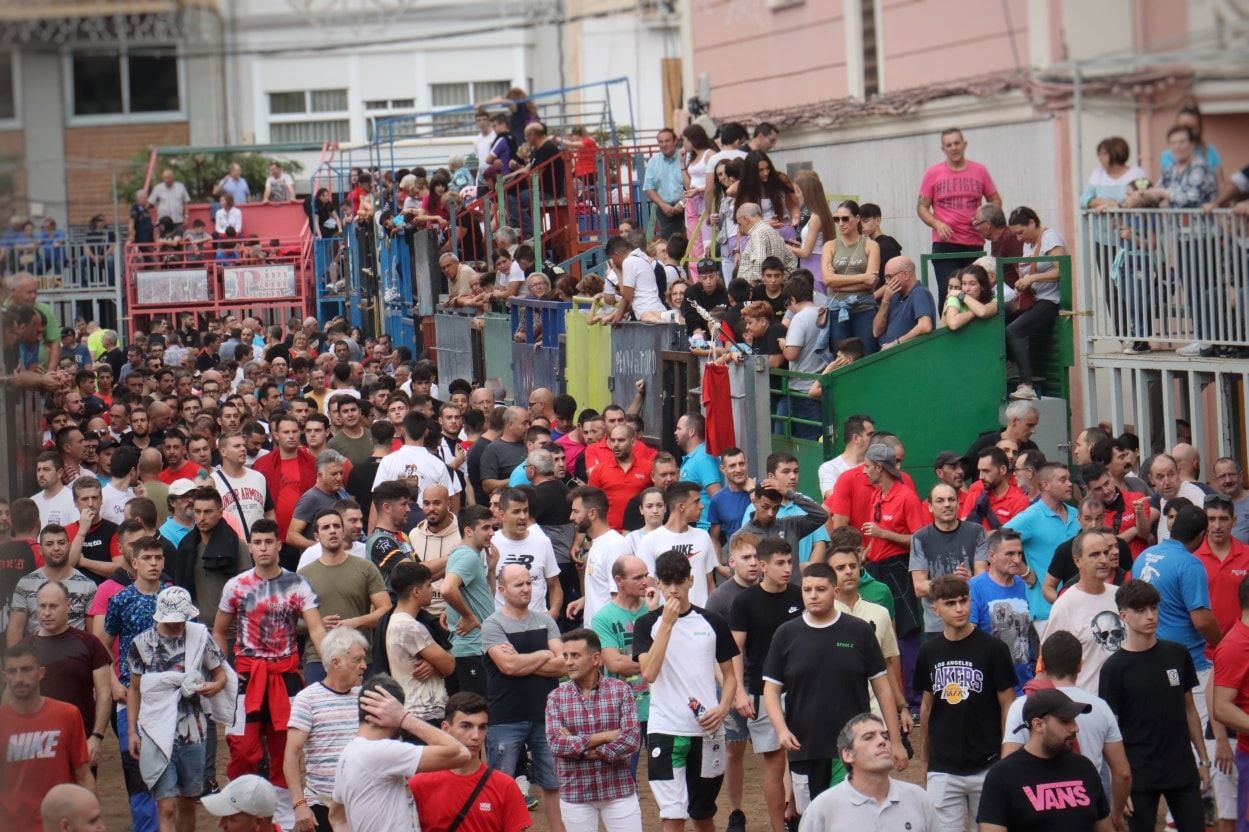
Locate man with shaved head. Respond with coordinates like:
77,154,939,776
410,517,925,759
481,561,566,831
408,484,462,617
40,784,104,832
874,256,936,349
527,387,555,424
1172,443,1213,497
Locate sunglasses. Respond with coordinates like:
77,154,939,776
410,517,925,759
1204,494,1234,509
833,216,854,223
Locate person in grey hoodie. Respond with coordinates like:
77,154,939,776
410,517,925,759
738,477,829,584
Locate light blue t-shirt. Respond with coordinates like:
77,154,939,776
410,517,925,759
159,517,192,549
1004,500,1080,621
969,571,1036,693
740,498,830,564
681,443,723,530
1161,142,1222,175
507,463,531,487
444,544,496,658
1133,538,1212,670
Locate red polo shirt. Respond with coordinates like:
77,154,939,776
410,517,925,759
1106,489,1150,558
589,443,657,531
867,481,926,563
825,463,917,530
1213,620,1249,754
960,479,1032,530
1195,537,1249,655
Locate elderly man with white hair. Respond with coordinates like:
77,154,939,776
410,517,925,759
439,252,477,302
284,626,369,832
736,202,796,284
872,255,936,349
5,271,61,368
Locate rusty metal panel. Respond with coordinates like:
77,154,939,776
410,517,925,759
609,322,688,444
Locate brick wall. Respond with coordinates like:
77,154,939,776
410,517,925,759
63,121,190,224
0,130,26,225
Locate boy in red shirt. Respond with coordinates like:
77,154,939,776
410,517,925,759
409,692,531,832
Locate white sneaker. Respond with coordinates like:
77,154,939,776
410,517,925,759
1176,342,1207,356
1009,383,1038,401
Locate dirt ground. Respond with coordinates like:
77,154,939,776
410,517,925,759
96,731,931,831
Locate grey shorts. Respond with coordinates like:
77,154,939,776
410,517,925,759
724,693,781,754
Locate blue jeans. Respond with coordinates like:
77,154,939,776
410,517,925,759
486,720,558,791
115,707,158,832
825,298,879,355
150,740,206,800
775,395,822,441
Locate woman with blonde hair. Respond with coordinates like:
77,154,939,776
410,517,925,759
787,170,835,295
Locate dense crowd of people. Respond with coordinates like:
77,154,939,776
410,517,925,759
2,99,1249,832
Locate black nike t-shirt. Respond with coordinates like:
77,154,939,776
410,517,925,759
977,748,1108,831
913,627,1017,774
730,583,803,693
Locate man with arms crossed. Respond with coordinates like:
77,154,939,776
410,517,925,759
545,628,642,832
482,563,567,832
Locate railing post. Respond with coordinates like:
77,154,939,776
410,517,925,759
596,153,608,242
496,180,508,229
741,354,774,482
531,172,543,273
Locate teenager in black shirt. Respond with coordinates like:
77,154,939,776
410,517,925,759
1098,579,1210,832
914,575,1016,830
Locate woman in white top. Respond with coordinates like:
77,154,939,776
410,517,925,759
625,487,666,555
681,124,719,261
1005,206,1067,401
214,193,242,236
1081,136,1148,325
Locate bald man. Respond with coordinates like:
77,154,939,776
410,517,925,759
527,388,555,424
408,484,462,616
1172,443,1214,496
874,255,936,348
6,273,61,369
40,784,104,832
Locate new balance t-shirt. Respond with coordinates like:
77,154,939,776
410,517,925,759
633,604,738,736
492,527,560,613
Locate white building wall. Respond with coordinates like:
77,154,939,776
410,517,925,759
771,118,1060,291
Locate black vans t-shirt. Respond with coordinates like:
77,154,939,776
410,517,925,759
913,627,1016,774
1098,638,1200,791
977,748,1108,831
762,613,885,761
730,583,803,693
69,519,119,586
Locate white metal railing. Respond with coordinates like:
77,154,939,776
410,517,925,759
1080,207,1249,347
3,233,123,294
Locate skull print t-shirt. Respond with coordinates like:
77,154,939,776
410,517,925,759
1041,583,1121,696
969,571,1039,694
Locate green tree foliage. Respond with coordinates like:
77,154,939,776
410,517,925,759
120,151,304,202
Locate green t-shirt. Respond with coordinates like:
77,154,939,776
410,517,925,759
591,600,651,722
327,430,375,467
859,568,895,619
297,555,388,664
445,545,495,657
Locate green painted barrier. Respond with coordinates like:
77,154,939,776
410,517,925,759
772,286,1009,497
564,298,612,413
482,312,513,395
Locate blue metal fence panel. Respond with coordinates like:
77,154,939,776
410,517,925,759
510,298,571,398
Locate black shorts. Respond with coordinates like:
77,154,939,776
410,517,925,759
647,733,724,821
455,654,487,696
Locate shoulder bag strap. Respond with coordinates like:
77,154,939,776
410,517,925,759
446,766,494,832
215,469,250,539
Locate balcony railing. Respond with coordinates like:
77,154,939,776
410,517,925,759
1080,207,1249,349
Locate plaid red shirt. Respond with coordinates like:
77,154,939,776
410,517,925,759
544,675,640,804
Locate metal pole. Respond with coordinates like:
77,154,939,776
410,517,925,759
111,168,124,339
531,172,543,273
1072,65,1096,429
740,354,773,481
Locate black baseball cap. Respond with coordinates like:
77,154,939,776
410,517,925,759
1021,688,1091,727
933,450,963,469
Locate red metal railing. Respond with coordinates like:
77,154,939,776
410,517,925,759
123,235,314,335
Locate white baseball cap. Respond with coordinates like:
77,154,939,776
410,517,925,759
168,478,199,498
201,775,277,818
